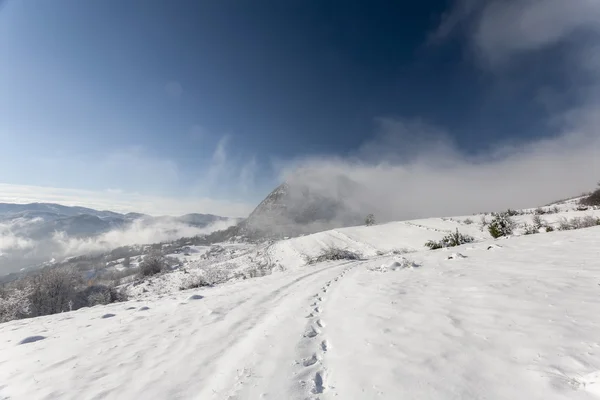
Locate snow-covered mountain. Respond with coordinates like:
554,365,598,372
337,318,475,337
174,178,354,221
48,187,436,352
239,180,365,238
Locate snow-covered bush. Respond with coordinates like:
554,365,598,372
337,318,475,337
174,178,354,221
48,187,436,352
479,215,489,230
532,214,545,229
463,218,473,225
425,229,475,250
558,215,600,231
179,274,209,291
139,253,165,277
0,286,32,323
310,247,362,264
488,212,516,238
82,285,127,307
557,217,572,231
522,223,540,235
201,267,232,285
28,267,80,317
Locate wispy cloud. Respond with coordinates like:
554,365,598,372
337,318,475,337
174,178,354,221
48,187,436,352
432,0,600,67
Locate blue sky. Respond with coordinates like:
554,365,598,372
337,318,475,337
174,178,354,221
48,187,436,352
1,0,599,217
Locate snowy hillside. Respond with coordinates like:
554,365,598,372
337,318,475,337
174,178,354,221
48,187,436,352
1,203,600,399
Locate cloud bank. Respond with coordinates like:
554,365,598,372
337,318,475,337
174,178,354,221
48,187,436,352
0,218,238,275
279,0,600,223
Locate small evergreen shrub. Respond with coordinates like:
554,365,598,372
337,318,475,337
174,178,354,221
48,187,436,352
425,229,475,250
488,212,516,238
365,214,376,226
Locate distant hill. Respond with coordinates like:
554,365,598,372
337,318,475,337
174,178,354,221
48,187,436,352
0,203,235,274
237,180,364,238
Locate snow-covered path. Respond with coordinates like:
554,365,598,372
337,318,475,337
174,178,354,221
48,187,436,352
2,227,600,399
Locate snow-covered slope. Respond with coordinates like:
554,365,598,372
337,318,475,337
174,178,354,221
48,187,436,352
1,212,600,398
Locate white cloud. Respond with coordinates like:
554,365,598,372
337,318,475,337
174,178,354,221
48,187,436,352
0,183,254,217
434,0,600,66
277,3,600,222
280,115,600,222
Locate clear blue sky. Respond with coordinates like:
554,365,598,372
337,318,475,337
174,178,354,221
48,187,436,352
0,0,590,216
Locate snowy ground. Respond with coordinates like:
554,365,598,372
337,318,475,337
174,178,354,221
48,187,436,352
1,213,600,399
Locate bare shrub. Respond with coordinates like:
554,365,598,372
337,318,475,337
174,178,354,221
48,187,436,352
571,215,600,229
179,274,209,291
463,218,473,225
310,247,362,264
522,223,539,235
0,286,32,323
479,215,488,229
80,285,127,307
139,253,165,277
532,214,545,229
201,267,231,285
28,267,80,317
557,217,572,231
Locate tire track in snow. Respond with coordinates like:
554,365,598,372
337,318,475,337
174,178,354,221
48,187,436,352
403,221,452,233
198,260,357,400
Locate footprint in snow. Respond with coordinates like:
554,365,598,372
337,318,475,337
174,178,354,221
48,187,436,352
303,353,319,367
19,335,46,345
188,294,204,300
138,306,150,311
305,327,320,338
447,253,467,260
320,340,329,352
312,371,325,394
101,313,116,319
316,319,325,328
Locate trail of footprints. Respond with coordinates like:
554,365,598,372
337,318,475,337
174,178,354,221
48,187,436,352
297,265,353,398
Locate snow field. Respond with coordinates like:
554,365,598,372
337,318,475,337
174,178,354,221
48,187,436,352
1,206,600,399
